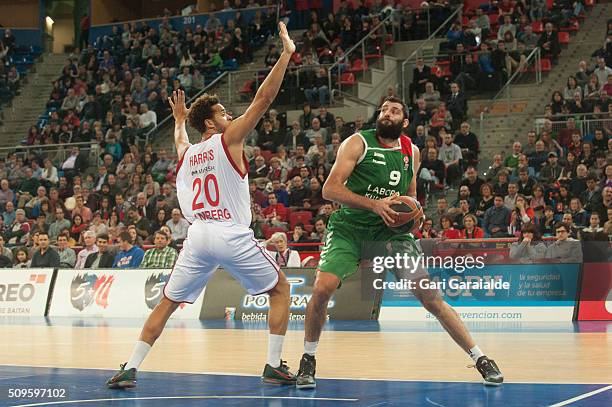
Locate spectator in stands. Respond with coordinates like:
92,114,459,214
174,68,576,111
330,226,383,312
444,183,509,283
7,209,30,245
49,208,71,242
537,23,560,63
483,195,511,237
0,234,12,261
475,183,495,219
509,223,546,262
266,231,301,267
580,212,607,241
545,222,583,263
421,81,441,110
539,152,562,184
460,214,484,239
409,57,432,104
113,231,144,268
497,14,516,41
13,247,30,268
140,231,178,269
289,223,310,250
594,57,612,89
310,217,327,242
263,192,289,228
30,232,60,267
519,25,539,50
438,130,462,187
56,233,76,268
439,215,461,239
74,230,98,268
84,233,115,269
166,208,189,244
508,194,534,236
460,166,485,201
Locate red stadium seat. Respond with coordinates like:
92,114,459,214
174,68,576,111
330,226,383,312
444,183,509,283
558,31,570,45
340,72,357,85
348,58,368,73
385,34,393,46
239,80,254,94
290,211,313,229
539,58,552,72
260,150,273,163
532,21,543,34
489,14,499,27
585,0,594,7
262,225,286,239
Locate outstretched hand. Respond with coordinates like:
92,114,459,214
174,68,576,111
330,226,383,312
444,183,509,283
278,22,295,55
168,89,190,124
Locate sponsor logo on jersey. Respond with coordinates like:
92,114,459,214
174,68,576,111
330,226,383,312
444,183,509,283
70,273,114,311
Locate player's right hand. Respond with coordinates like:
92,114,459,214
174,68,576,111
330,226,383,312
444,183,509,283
372,195,401,226
168,89,190,124
278,22,295,55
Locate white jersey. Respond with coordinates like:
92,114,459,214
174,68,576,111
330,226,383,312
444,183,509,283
176,133,251,227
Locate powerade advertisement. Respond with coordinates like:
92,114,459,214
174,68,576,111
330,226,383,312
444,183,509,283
200,268,380,321
379,264,581,322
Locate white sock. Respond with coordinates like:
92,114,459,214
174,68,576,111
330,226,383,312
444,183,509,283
125,341,152,370
304,340,318,356
468,345,484,363
267,334,285,367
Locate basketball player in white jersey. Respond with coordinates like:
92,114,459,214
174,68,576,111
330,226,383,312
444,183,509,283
107,22,297,388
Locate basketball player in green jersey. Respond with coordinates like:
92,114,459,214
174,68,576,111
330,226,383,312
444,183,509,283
295,96,503,388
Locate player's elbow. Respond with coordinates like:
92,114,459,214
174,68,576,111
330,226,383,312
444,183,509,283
322,182,336,201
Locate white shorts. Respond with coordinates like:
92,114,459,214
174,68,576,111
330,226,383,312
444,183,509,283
163,220,280,303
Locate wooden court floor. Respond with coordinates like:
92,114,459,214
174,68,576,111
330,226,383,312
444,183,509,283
1,322,610,385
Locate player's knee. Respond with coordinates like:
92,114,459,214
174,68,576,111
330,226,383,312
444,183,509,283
311,274,338,304
421,295,445,316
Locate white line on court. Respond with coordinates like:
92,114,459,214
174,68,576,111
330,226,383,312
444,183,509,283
2,363,611,385
10,395,359,407
548,384,612,407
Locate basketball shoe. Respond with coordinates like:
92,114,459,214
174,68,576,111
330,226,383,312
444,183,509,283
106,363,137,389
474,356,504,386
261,360,296,385
296,353,316,389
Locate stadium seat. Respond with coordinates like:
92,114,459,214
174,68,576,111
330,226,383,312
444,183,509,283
239,80,254,95
290,211,313,229
222,58,238,71
262,224,286,239
532,21,543,34
348,58,367,73
585,0,594,6
260,150,273,163
539,58,552,72
558,32,570,45
340,72,357,85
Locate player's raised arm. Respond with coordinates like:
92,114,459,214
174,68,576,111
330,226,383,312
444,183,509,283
323,134,400,226
168,89,191,160
223,22,295,146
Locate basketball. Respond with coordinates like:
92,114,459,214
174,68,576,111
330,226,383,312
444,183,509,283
389,196,424,234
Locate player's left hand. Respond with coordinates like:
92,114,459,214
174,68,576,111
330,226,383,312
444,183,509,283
278,22,295,55
168,89,191,124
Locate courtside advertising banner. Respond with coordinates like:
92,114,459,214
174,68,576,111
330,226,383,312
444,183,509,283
576,262,612,321
49,269,204,319
0,269,54,316
361,240,582,322
200,267,380,321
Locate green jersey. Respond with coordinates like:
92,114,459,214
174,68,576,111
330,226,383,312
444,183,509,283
337,129,417,228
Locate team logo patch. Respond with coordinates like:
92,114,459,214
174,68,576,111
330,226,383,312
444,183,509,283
404,155,410,171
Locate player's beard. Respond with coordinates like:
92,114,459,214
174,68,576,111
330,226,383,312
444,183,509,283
376,118,403,140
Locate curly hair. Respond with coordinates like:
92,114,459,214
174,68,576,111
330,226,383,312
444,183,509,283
187,93,220,133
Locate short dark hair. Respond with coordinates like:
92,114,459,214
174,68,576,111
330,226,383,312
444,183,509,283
118,231,132,243
97,233,109,241
188,93,220,133
554,221,570,232
381,96,408,120
38,231,49,238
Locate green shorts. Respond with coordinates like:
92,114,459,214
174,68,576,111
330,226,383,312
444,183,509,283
317,213,420,281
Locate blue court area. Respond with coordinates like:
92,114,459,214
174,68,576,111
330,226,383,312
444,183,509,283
0,365,609,407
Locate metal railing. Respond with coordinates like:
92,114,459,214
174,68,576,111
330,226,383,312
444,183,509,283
328,13,396,103
399,6,463,104
0,142,100,168
490,47,542,107
144,72,229,146
533,112,611,136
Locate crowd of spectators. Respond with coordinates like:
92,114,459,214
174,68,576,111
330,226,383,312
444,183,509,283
22,3,278,146
1,2,609,270
1,29,24,125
